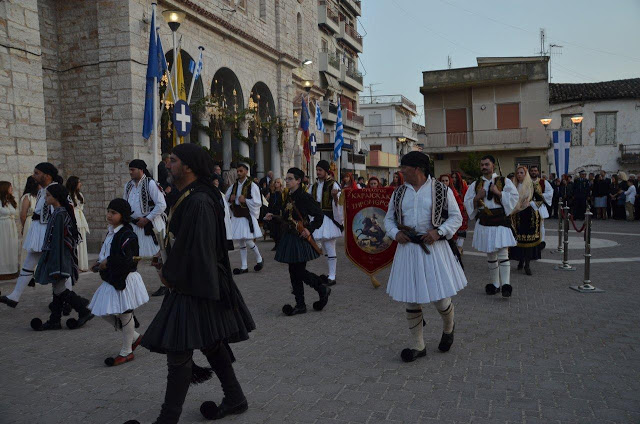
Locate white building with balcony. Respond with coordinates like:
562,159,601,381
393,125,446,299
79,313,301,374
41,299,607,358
315,0,365,176
547,78,640,176
359,95,419,180
421,56,550,177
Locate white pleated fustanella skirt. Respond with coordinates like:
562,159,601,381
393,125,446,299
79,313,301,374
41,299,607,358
230,215,262,240
471,223,516,253
386,240,467,304
312,215,343,241
131,225,160,256
89,272,149,316
22,220,48,252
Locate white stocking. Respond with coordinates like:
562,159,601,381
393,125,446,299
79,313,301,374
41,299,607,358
434,298,454,334
405,303,425,351
7,251,41,301
322,240,337,280
118,312,137,356
498,247,511,286
238,239,247,270
245,239,262,263
487,252,499,288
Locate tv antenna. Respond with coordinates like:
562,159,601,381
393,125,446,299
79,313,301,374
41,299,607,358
536,28,563,81
364,83,381,98
447,55,452,69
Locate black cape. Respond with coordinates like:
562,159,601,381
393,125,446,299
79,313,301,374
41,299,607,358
142,180,255,353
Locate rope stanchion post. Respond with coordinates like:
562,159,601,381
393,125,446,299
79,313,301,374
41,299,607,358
570,206,604,293
553,200,564,254
555,203,576,271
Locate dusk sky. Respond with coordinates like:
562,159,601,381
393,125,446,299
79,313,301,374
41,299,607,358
359,0,640,123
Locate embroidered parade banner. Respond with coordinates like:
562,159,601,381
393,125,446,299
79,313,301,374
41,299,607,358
343,187,397,286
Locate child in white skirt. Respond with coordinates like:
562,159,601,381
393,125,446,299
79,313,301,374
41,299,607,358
89,198,149,367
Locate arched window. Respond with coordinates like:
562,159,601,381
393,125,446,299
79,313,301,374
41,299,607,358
297,13,302,60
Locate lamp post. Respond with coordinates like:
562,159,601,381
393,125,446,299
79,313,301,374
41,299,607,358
162,10,185,107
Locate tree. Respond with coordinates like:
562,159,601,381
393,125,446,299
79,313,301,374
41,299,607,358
459,152,483,180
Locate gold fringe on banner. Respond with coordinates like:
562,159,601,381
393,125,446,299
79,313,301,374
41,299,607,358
370,274,381,289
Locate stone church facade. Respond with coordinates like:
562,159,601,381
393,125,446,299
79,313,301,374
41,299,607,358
1,0,321,248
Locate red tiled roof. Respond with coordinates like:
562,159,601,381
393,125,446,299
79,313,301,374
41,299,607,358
550,78,640,104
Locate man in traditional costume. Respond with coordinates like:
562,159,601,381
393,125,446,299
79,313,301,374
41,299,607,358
225,164,264,274
529,165,552,245
124,159,167,296
127,144,255,424
385,152,467,362
1,163,71,308
265,167,331,316
464,155,519,297
307,160,343,285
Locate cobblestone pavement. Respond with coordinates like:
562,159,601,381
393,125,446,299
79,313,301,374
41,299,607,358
1,219,639,424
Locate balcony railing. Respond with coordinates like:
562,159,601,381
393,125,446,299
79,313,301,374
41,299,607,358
346,67,363,84
318,100,338,121
348,152,366,165
339,22,363,52
345,24,362,44
342,107,364,130
318,1,340,32
619,144,640,164
426,128,529,149
359,95,417,112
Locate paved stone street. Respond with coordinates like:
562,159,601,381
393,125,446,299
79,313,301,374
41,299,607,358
1,219,640,424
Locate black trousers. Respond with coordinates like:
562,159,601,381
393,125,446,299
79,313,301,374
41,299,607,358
155,343,244,424
288,262,325,306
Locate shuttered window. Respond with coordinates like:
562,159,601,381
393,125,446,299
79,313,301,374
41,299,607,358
515,156,540,170
595,112,616,145
497,103,520,129
445,108,467,146
561,114,582,146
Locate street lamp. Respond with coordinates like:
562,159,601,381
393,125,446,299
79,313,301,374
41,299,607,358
302,59,313,66
303,79,314,92
162,10,186,106
540,117,552,129
571,115,584,126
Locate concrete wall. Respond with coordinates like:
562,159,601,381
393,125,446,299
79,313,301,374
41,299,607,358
548,98,640,175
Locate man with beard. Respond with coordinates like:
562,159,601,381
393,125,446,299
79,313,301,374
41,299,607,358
463,155,519,297
127,144,255,424
225,164,264,274
124,160,167,296
307,160,343,286
529,165,552,245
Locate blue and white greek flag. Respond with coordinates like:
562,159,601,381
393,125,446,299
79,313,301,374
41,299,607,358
190,48,203,81
315,100,325,132
333,103,344,161
553,130,571,177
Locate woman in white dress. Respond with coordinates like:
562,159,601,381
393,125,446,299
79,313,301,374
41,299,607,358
66,176,90,271
19,176,39,263
0,181,20,280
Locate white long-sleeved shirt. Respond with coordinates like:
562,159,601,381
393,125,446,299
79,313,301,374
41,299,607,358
624,184,636,204
464,173,519,219
224,178,262,219
384,178,462,241
124,177,166,220
308,180,344,224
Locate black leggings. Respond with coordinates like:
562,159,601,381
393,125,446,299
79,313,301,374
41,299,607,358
288,262,325,304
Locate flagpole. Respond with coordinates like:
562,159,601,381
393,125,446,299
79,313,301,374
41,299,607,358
187,46,203,104
151,3,159,180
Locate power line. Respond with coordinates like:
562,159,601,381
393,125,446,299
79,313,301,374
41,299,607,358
436,0,640,62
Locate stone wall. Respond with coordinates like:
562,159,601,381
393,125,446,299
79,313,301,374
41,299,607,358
0,0,47,192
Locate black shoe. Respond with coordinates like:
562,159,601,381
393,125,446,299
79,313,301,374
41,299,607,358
28,278,35,287
0,296,18,308
485,284,500,295
501,284,513,297
151,286,168,297
30,317,62,331
524,266,532,276
233,268,248,275
400,347,427,363
282,303,307,316
254,261,264,272
313,287,331,311
438,324,455,352
122,421,140,424
66,312,94,330
517,261,524,270
325,278,337,286
200,397,248,420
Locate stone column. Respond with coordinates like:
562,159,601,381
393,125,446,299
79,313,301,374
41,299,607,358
198,117,210,149
255,133,265,178
222,124,232,171
238,120,250,166
270,126,281,178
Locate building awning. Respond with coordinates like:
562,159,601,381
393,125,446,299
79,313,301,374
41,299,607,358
322,72,342,93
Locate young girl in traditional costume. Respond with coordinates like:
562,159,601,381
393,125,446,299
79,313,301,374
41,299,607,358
88,198,149,366
31,184,94,331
